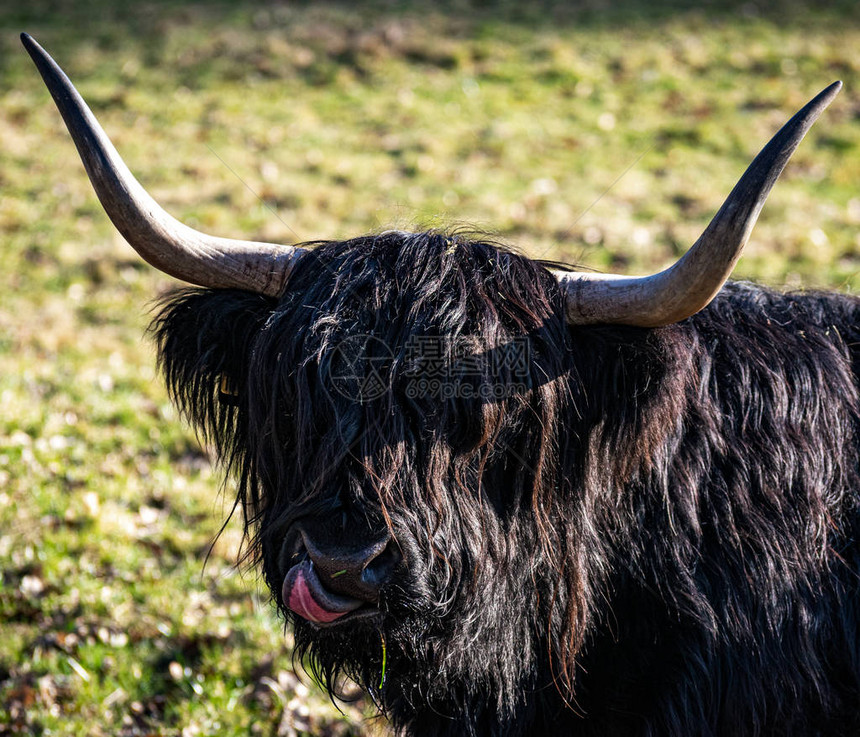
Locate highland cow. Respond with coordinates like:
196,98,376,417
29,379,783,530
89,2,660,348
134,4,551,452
24,33,860,737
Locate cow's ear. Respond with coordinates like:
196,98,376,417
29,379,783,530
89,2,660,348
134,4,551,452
149,289,275,452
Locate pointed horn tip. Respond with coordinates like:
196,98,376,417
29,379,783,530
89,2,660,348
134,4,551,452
20,33,57,73
20,32,37,51
20,32,49,66
812,80,842,111
822,80,842,100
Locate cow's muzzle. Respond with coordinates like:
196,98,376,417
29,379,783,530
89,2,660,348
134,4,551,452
282,528,401,625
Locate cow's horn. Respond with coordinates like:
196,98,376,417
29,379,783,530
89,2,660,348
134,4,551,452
557,81,841,327
22,33,303,297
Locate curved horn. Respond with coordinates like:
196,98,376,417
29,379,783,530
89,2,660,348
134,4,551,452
21,33,303,296
557,81,842,327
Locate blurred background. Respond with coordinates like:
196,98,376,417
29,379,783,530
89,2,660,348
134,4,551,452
1,1,859,734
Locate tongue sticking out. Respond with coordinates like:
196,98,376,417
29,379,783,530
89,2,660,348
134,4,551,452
283,560,363,624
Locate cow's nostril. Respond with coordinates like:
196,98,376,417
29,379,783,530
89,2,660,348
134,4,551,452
361,538,402,588
278,528,307,575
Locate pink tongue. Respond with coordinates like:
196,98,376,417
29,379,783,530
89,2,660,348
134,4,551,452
285,566,357,623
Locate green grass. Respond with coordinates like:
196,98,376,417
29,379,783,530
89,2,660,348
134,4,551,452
2,1,859,734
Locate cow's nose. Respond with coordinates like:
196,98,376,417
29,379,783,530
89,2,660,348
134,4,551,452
301,530,401,602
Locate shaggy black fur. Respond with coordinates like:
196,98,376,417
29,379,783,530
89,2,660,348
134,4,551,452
152,231,860,736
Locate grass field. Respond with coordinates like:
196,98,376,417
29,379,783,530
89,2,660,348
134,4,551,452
2,1,859,734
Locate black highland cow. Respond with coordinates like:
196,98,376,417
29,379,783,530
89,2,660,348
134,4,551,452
23,34,860,736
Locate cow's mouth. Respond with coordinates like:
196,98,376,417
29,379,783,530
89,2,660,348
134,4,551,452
282,559,373,625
